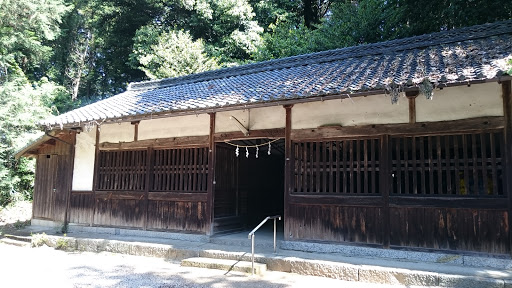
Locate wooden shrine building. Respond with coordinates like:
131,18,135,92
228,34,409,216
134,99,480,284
17,20,512,255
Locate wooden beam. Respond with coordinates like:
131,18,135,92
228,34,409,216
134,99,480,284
389,197,508,210
99,135,209,150
214,128,285,142
207,113,216,235
148,192,207,202
291,116,504,141
289,195,383,206
502,80,512,255
283,105,293,240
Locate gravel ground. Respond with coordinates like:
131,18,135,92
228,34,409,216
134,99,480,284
0,243,408,288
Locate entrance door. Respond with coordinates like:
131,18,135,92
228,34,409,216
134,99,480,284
33,154,71,222
213,144,242,233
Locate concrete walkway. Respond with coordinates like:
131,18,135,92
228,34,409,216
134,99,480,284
6,225,512,288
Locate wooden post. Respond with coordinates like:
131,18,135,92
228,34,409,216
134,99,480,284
91,125,100,226
64,131,77,228
502,80,512,255
406,91,419,124
283,105,293,240
381,134,391,248
143,147,154,230
207,113,216,235
131,121,140,141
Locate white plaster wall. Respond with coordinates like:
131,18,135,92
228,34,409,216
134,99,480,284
72,129,95,191
416,82,503,122
99,122,134,143
215,106,285,133
138,114,210,140
292,94,409,129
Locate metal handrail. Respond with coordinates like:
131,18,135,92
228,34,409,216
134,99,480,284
248,215,281,275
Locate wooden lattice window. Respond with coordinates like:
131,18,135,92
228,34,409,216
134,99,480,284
96,150,148,191
391,131,504,196
151,147,209,192
293,138,381,194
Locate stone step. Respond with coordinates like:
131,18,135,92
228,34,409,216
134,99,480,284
0,237,30,247
181,257,267,275
4,234,32,243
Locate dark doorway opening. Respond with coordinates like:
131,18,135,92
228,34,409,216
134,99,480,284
213,138,285,234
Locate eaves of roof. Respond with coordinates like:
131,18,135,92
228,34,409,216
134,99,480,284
42,20,512,130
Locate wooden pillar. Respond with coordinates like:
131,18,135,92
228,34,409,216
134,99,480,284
283,105,293,241
90,125,100,226
502,80,512,255
143,147,154,230
381,134,390,248
131,121,140,141
207,113,216,235
64,131,77,228
406,91,419,124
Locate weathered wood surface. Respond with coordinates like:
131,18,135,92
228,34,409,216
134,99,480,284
146,200,207,232
68,192,94,224
291,116,504,140
287,204,384,244
33,133,75,222
100,136,209,150
389,207,509,254
214,128,284,141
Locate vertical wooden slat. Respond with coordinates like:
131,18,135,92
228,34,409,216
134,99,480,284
144,148,153,230
428,136,434,195
396,137,402,194
349,140,354,194
481,133,488,195
295,143,301,193
472,134,479,195
371,139,376,194
171,149,177,191
302,143,308,193
420,137,426,195
412,137,417,194
436,136,442,195
490,133,498,195
336,141,340,193
454,135,461,195
445,135,452,195
329,141,334,193
323,141,328,193
309,142,314,193
357,140,361,194
364,140,368,194
404,137,409,194
343,140,347,194
316,142,321,193
193,148,198,192
462,134,470,195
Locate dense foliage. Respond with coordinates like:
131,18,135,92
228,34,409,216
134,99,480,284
1,0,511,205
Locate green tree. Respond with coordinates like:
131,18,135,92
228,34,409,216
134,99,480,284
0,76,64,205
131,27,218,79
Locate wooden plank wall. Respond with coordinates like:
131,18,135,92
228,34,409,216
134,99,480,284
33,132,75,222
287,129,510,254
69,146,209,233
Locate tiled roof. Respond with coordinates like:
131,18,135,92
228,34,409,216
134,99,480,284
43,20,512,129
